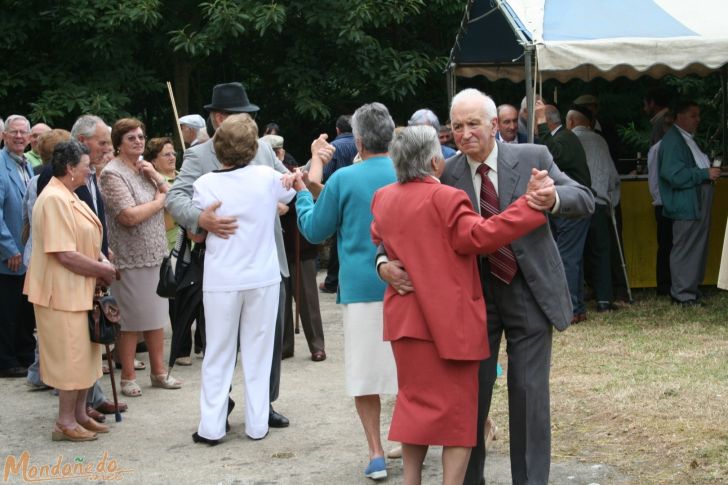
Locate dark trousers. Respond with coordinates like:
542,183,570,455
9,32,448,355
550,216,590,315
585,205,613,302
0,273,36,369
465,270,552,485
323,236,339,290
654,205,673,295
283,258,325,355
170,299,203,357
269,280,285,403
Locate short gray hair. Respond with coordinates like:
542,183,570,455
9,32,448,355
4,115,30,132
71,115,105,140
408,109,441,132
351,102,395,153
544,105,561,125
389,125,441,183
450,89,497,122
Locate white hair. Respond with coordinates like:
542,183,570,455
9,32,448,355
389,125,442,183
450,89,497,121
4,115,30,132
71,115,106,140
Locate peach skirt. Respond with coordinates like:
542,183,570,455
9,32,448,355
35,305,102,390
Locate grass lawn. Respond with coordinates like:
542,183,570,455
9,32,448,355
490,288,728,484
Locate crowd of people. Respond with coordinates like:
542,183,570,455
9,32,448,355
0,79,721,485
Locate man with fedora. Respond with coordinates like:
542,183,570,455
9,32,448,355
167,82,292,440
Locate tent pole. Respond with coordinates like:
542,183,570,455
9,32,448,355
447,64,456,106
524,45,535,143
722,65,727,158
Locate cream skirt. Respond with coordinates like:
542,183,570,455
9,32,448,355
342,302,398,397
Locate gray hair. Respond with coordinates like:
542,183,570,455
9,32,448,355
71,115,105,140
544,105,562,125
408,109,441,132
450,89,497,122
566,109,590,128
4,115,30,132
0,117,4,133
520,94,543,114
351,102,395,153
389,125,441,183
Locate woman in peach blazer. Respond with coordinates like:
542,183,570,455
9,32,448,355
24,141,117,442
370,126,548,485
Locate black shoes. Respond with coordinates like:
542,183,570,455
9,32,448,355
226,397,235,432
192,432,220,446
318,282,337,294
672,298,703,307
0,366,28,378
596,302,618,312
268,407,289,428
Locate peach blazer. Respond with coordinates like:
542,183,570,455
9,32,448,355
24,177,102,311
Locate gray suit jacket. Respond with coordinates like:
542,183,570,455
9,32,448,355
441,142,595,330
166,138,291,276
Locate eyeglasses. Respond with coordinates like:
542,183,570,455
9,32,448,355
6,130,29,137
124,134,146,141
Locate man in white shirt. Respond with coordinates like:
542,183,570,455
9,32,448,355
496,104,525,144
567,106,621,312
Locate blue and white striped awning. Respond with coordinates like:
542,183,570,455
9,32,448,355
451,0,728,81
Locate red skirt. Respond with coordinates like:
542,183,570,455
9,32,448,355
388,337,480,447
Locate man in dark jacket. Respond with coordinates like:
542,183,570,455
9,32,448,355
658,100,720,305
536,101,592,323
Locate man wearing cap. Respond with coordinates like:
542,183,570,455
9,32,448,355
264,133,327,362
167,82,292,437
179,114,208,148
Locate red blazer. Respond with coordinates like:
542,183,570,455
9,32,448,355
371,178,546,361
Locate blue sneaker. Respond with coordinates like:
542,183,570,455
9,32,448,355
364,456,387,480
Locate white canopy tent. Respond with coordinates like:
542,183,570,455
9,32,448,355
447,0,728,142
449,0,728,82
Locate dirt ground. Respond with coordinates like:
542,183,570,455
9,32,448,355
0,271,629,484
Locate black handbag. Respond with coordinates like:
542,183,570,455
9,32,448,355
89,295,120,345
156,253,176,298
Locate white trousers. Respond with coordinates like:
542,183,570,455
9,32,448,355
198,284,279,440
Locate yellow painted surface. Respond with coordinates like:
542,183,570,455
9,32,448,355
621,178,728,287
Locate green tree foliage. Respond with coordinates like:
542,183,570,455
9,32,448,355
0,0,462,154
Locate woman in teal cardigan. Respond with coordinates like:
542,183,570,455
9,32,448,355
294,102,398,481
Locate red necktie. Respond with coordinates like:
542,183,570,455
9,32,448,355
477,163,518,284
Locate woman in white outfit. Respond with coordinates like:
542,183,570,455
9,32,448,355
192,114,295,444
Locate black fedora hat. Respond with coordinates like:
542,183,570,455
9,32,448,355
204,82,259,113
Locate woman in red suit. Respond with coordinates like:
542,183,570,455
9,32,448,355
370,126,549,485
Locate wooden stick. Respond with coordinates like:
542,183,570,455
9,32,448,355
294,225,301,334
166,81,186,152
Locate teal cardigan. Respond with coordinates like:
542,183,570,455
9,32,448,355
658,125,709,221
296,156,396,304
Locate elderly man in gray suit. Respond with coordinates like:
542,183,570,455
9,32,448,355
166,82,292,432
379,89,594,485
